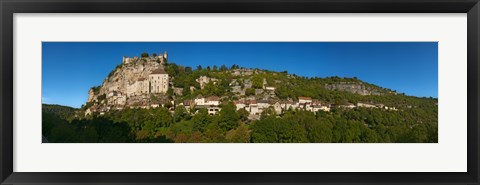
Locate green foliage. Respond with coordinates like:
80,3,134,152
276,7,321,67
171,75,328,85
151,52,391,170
42,104,78,121
226,123,250,143
220,64,228,71
251,116,307,143
192,109,210,132
252,75,264,89
237,108,250,122
141,52,149,58
245,88,255,96
91,86,102,95
185,66,193,74
173,105,191,122
231,64,239,69
217,102,240,131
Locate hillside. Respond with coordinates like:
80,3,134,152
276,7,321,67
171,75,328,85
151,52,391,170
42,51,438,143
83,51,436,117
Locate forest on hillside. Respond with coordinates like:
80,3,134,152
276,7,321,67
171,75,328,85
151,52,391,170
43,101,437,143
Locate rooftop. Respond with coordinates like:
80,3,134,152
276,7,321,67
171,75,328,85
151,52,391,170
151,68,167,75
298,96,312,100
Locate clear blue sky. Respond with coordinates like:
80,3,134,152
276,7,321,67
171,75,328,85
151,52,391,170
42,42,438,108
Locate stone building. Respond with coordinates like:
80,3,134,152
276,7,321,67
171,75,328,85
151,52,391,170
149,68,169,94
137,77,149,94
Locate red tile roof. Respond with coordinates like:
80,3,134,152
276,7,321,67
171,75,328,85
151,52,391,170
298,96,312,100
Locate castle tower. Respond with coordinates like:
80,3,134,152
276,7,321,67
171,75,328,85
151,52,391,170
123,56,131,64
163,51,168,60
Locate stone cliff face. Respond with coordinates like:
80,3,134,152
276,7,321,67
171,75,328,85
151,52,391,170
325,82,383,95
100,58,162,95
86,55,167,108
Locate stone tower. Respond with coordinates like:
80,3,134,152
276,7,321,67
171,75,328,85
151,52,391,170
163,51,168,60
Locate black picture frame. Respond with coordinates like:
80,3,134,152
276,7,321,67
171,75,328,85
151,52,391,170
1,0,479,184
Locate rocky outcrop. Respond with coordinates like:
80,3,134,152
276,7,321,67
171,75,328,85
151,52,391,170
325,82,382,95
85,55,169,112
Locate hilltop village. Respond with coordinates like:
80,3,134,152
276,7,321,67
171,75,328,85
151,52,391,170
44,50,438,143
83,51,399,120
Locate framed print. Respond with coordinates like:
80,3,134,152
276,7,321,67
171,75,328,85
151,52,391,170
1,0,479,185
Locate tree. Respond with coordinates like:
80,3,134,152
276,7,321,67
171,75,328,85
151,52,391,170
203,122,226,143
220,64,228,71
185,66,193,74
173,105,191,122
237,108,250,122
141,52,149,58
152,53,157,57
226,123,250,143
168,120,193,143
192,109,210,132
252,75,264,89
167,88,174,96
217,102,240,131
245,88,255,96
260,107,276,119
197,65,203,71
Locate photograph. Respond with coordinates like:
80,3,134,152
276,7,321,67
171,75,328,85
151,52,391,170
41,42,438,143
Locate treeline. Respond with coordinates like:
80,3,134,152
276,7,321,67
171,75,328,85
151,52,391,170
42,103,437,143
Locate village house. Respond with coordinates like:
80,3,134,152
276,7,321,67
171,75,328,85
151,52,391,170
207,106,221,115
149,68,169,94
357,102,377,108
249,101,261,115
257,99,270,109
265,86,276,91
206,96,220,106
234,100,246,110
273,101,282,114
182,99,193,111
298,96,313,104
194,95,205,105
280,100,296,111
313,105,330,112
339,103,356,109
